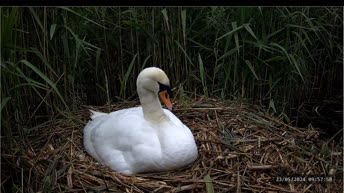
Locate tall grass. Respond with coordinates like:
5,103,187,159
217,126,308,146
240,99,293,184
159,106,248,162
1,7,342,141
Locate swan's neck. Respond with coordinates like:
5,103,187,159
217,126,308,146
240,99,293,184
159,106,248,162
138,88,167,122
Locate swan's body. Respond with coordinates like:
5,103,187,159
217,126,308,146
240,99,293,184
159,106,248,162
83,67,198,174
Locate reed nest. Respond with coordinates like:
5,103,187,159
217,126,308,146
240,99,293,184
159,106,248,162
2,97,343,193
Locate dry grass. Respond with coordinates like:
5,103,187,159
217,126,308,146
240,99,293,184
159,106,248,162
2,97,342,192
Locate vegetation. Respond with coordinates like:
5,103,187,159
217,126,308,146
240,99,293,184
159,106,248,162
1,7,343,192
2,6,343,136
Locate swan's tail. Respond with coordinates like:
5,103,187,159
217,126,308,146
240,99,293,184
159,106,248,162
84,110,109,162
89,110,108,119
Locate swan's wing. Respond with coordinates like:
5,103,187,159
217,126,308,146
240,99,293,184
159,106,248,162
163,109,189,129
89,107,162,173
83,114,109,162
162,109,198,164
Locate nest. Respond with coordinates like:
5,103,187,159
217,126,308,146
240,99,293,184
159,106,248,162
2,97,343,192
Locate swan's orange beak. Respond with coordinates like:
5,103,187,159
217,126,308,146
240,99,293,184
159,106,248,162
159,90,173,111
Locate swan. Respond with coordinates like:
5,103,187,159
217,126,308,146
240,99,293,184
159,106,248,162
83,67,198,174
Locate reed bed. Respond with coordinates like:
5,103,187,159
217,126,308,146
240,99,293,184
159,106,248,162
2,97,342,192
2,7,343,133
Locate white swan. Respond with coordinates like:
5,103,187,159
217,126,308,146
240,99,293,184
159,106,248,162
83,67,198,174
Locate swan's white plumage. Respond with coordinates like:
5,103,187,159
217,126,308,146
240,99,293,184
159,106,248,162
89,110,108,119
83,67,198,174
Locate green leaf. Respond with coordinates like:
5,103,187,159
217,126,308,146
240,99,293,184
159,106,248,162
213,63,223,77
281,112,290,122
264,56,285,63
181,9,186,39
5,8,18,34
270,42,305,82
245,40,274,54
258,7,263,16
289,54,305,82
286,24,319,31
95,48,101,77
216,24,243,41
31,48,58,77
6,63,49,89
19,60,68,108
62,35,70,60
2,7,17,53
232,22,240,54
187,39,213,52
50,24,57,40
198,53,205,84
174,40,193,65
292,31,315,64
244,60,259,80
64,25,89,55
263,78,281,99
124,54,137,83
12,82,49,91
28,7,44,31
120,54,137,97
265,28,284,40
218,47,241,61
243,23,258,41
59,7,105,28
1,97,11,112
269,99,277,113
204,175,215,193
198,53,208,97
321,143,329,155
142,55,151,70
129,8,137,19
96,83,106,93
96,48,101,68
161,8,169,31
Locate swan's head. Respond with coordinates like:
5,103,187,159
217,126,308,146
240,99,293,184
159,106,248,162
137,67,173,111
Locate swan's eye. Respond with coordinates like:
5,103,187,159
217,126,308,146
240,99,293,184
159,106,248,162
158,82,173,98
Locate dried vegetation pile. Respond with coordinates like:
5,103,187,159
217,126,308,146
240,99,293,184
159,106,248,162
2,97,343,192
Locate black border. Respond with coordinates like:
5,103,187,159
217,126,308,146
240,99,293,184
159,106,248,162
0,0,343,6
